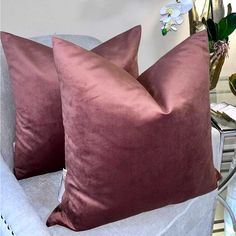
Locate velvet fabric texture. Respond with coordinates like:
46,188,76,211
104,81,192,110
1,26,141,179
47,31,218,231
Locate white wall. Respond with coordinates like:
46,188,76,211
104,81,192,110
0,0,189,72
0,0,234,75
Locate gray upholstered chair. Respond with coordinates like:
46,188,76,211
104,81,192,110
0,34,222,236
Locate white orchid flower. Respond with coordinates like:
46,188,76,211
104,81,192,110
161,22,177,32
178,0,193,14
161,21,178,35
164,0,193,14
160,0,193,35
160,4,181,23
174,16,184,25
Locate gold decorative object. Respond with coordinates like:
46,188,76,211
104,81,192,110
188,0,226,90
188,0,225,34
229,73,236,96
188,0,212,34
209,55,226,90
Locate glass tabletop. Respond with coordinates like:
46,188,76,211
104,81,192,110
210,76,236,106
210,76,236,131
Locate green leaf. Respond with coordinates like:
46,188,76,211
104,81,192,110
218,13,236,40
215,22,219,40
218,17,228,40
208,41,215,53
206,19,218,41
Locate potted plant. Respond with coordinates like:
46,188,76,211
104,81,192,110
160,1,236,95
202,5,236,91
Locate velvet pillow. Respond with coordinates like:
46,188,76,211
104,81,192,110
1,26,141,179
47,31,218,231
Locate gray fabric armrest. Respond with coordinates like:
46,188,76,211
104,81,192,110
0,155,51,236
0,46,16,172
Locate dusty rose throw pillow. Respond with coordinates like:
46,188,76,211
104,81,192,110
1,26,141,179
47,31,218,231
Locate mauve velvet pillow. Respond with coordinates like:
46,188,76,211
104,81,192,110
0,26,141,179
47,31,218,231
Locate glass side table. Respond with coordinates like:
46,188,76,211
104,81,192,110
211,114,236,235
210,76,236,234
